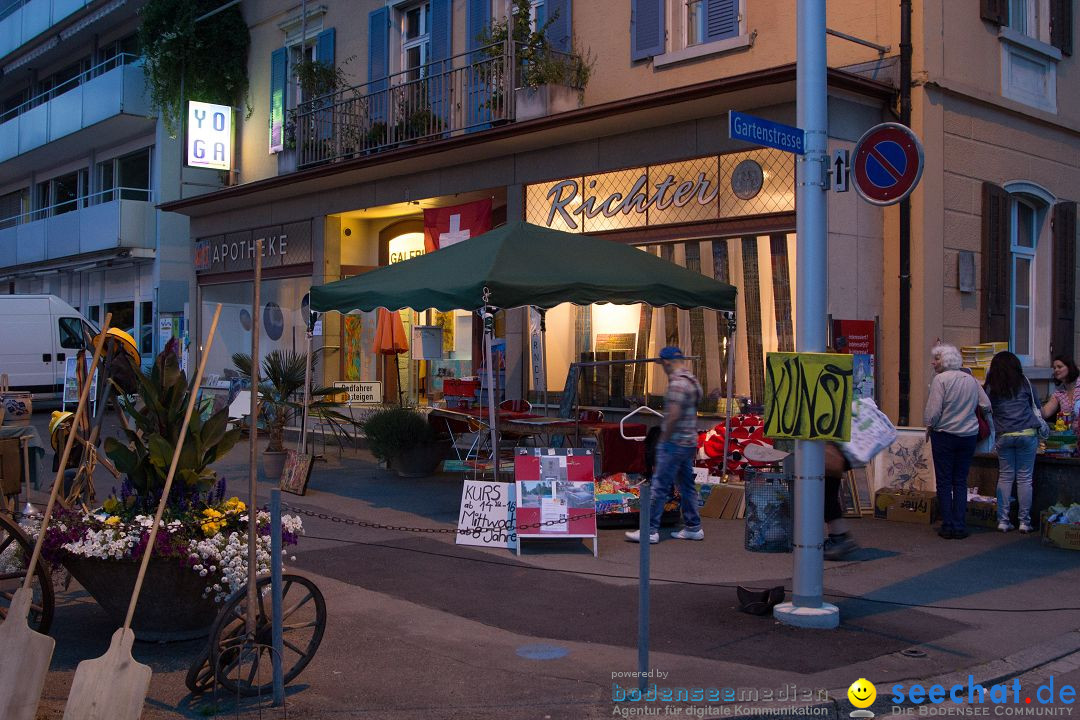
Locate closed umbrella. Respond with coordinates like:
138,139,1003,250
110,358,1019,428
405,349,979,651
373,308,409,405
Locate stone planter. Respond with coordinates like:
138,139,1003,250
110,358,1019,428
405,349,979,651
514,85,583,121
262,450,288,479
391,440,452,478
1,392,32,426
64,556,220,641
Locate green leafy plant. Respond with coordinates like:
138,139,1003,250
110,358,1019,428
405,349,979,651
104,349,241,496
362,407,436,463
231,350,358,452
138,0,251,135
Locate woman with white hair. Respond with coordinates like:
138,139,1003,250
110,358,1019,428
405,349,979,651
924,343,992,539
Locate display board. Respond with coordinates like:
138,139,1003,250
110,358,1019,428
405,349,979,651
514,448,596,556
62,355,98,409
456,480,517,549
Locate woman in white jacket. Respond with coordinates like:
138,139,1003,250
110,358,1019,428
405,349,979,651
924,343,991,540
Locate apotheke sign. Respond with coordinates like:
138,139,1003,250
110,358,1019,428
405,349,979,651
194,221,313,275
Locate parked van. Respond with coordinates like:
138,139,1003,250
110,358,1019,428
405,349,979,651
0,296,98,397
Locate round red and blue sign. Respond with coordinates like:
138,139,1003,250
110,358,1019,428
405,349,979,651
851,123,924,206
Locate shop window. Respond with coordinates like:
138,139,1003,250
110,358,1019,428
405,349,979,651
140,301,154,354
106,302,135,341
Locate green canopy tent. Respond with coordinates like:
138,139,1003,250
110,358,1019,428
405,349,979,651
310,221,739,469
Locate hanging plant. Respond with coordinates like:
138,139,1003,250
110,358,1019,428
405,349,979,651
138,0,251,136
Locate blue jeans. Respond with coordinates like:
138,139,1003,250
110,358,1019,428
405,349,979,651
929,431,978,533
649,441,700,533
996,433,1037,526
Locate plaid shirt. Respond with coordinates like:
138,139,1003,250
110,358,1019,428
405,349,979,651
664,369,703,447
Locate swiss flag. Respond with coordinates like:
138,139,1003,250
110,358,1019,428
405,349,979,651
423,199,492,253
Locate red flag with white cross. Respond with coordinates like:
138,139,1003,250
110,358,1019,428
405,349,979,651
423,199,492,253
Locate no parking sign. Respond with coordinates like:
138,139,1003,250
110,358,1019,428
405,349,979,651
851,123,924,206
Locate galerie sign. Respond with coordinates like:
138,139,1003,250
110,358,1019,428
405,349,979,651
187,101,232,170
194,221,312,275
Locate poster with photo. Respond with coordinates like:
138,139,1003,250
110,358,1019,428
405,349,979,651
514,448,596,538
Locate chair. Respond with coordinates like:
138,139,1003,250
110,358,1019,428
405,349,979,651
499,399,532,413
577,409,604,423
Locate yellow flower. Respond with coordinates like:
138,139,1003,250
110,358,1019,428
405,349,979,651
223,497,246,514
102,498,120,514
104,516,121,527
202,508,224,520
201,521,223,537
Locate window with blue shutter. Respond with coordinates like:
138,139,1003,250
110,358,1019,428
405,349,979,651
314,28,336,142
316,27,335,66
467,0,493,129
368,7,390,126
429,0,451,132
269,47,287,153
704,0,738,43
631,0,665,61
545,0,573,53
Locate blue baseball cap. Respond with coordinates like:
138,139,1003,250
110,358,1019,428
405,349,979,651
659,346,685,360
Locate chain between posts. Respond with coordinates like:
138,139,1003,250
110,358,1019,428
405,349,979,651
279,503,601,535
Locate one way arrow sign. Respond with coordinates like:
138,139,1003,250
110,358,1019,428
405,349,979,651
832,149,850,193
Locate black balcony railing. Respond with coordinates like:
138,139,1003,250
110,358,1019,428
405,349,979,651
291,42,526,168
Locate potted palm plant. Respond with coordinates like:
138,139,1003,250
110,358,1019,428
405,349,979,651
362,407,451,477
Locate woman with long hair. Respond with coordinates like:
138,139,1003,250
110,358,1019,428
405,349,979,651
1042,356,1080,435
924,343,991,539
984,352,1040,533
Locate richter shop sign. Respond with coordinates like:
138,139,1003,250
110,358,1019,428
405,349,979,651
194,221,312,275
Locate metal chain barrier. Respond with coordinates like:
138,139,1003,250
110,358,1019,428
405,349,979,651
280,502,599,535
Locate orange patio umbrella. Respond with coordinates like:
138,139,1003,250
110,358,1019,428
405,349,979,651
373,308,409,404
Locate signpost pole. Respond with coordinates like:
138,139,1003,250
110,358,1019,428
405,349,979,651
773,0,839,629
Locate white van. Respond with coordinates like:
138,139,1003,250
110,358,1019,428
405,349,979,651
0,296,98,397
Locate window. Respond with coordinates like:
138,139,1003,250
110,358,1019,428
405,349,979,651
58,317,85,349
96,148,152,203
36,170,89,218
401,2,432,80
634,0,747,66
529,0,545,29
1010,197,1043,362
0,189,29,230
1008,0,1037,36
687,0,707,46
139,300,154,354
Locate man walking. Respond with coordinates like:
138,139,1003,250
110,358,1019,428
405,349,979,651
626,346,704,544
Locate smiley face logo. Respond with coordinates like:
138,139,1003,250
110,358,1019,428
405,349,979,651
847,678,876,708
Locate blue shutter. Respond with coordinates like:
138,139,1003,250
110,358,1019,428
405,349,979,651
467,0,493,130
269,47,287,153
316,27,335,65
546,0,573,53
704,0,738,42
631,0,665,61
429,0,452,133
368,7,390,127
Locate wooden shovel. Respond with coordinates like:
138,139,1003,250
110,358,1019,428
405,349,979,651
0,313,113,720
63,304,222,720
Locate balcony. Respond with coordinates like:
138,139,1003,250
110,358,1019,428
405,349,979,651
0,54,153,169
289,41,583,170
0,0,93,59
0,188,155,269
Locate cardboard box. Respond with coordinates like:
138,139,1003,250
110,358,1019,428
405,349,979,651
966,499,1000,528
700,483,745,519
876,489,936,523
1041,511,1080,551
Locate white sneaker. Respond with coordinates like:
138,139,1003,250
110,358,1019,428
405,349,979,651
625,529,659,544
672,527,705,541
997,522,1014,533
1019,523,1034,534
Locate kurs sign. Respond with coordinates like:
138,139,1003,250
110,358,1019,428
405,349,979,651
194,221,313,275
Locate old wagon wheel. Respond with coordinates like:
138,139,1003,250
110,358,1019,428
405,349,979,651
0,513,54,635
207,573,326,697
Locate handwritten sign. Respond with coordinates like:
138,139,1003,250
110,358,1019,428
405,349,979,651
456,480,517,549
333,381,382,404
764,352,853,442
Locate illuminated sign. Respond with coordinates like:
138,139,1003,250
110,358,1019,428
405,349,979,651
187,101,232,170
388,233,426,264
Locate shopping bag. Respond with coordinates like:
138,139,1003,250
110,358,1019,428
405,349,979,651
838,398,897,467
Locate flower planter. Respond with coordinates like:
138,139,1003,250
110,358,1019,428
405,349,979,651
262,450,288,479
514,85,583,121
64,556,220,641
391,440,452,478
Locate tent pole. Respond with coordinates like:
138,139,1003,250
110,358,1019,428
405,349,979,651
247,238,262,637
301,324,312,455
483,307,499,476
540,309,549,418
721,313,737,479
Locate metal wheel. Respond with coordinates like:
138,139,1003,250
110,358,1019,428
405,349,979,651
208,574,326,697
0,513,54,634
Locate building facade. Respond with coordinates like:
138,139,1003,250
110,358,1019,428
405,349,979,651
162,0,1077,422
0,0,226,384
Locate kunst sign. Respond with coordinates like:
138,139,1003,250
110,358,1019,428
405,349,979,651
764,352,854,442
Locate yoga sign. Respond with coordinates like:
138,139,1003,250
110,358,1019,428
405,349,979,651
764,353,853,442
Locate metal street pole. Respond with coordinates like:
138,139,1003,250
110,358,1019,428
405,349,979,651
773,0,839,629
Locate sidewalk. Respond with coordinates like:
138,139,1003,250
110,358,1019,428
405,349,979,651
25,412,1080,718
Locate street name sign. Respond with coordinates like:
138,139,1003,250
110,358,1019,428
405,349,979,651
728,111,805,155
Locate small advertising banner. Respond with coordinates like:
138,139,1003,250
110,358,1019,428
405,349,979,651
515,448,597,555
832,319,875,355
456,480,517,550
63,355,98,407
764,352,853,442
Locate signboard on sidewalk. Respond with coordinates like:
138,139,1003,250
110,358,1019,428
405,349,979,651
515,448,596,556
456,480,517,549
